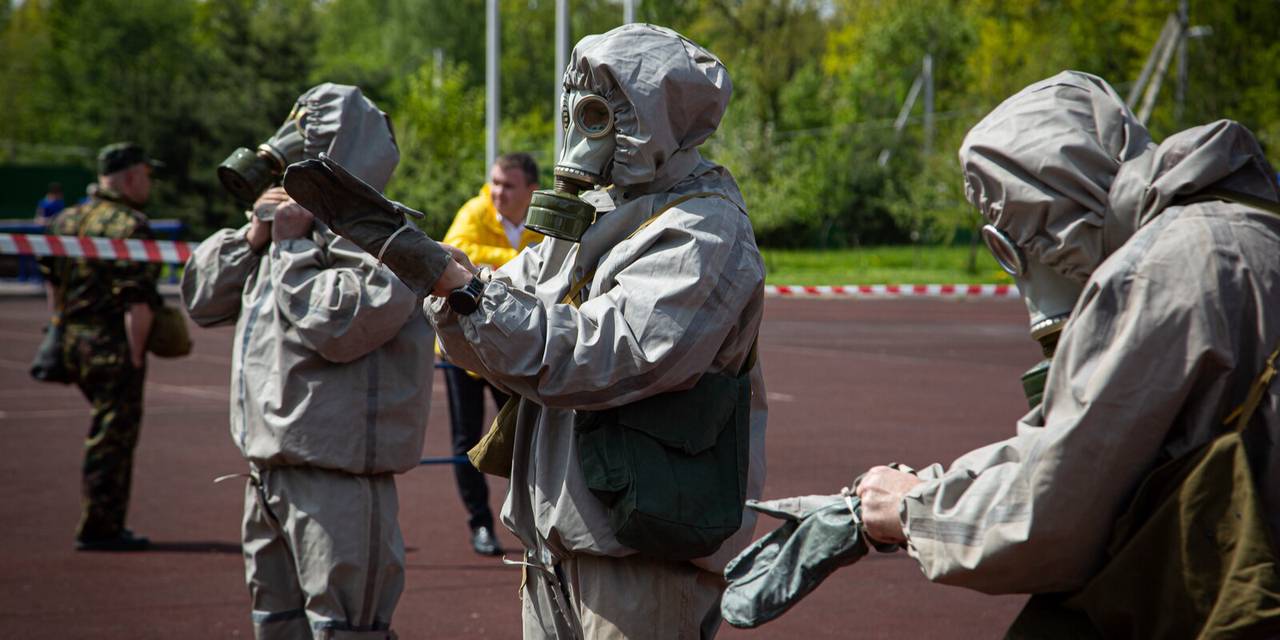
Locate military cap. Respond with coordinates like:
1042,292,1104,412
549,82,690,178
97,142,163,176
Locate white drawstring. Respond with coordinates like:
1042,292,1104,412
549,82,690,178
377,223,414,267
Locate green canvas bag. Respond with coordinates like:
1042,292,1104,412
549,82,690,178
1007,341,1280,640
146,304,193,358
468,394,522,478
575,363,752,561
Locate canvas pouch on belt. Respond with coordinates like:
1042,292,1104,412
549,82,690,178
574,364,752,561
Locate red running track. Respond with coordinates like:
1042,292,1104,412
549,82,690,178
0,296,1040,639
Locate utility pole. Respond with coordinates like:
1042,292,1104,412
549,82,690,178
1127,14,1178,108
916,53,934,262
1128,10,1210,126
554,0,570,161
1175,0,1189,125
877,74,923,167
623,0,636,24
922,53,934,159
1137,18,1182,124
486,0,500,172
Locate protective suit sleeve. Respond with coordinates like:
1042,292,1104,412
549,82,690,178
269,238,419,364
442,195,519,268
901,238,1230,594
181,225,262,327
430,202,759,410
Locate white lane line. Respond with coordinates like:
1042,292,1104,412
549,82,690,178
0,387,80,399
759,343,1024,372
146,382,230,402
0,328,42,340
0,404,226,420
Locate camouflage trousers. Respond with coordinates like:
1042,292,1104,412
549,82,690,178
64,323,146,541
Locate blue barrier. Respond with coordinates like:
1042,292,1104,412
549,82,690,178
420,455,469,466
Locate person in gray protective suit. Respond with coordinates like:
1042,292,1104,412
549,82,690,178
856,72,1280,635
722,71,1280,637
181,84,431,640
282,24,768,640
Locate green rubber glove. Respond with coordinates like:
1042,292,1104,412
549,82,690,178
721,492,898,629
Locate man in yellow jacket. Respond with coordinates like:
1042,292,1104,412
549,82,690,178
440,152,543,556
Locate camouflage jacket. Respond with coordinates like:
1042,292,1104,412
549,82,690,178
39,189,161,325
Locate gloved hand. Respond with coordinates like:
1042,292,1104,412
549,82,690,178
282,154,450,295
721,491,898,629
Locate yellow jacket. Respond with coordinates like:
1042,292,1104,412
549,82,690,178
443,184,543,268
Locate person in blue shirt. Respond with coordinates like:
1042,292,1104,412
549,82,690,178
35,182,66,224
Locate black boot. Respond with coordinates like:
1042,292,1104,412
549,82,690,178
76,528,150,552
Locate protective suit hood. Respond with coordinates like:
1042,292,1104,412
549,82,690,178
298,83,400,192
220,83,400,206
960,70,1279,282
562,23,732,195
959,71,1151,283
1105,119,1279,253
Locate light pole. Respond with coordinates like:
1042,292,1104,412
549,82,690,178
486,0,500,172
554,0,570,161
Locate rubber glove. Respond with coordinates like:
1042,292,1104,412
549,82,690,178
722,490,898,628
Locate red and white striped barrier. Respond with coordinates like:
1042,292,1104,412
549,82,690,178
765,283,1019,298
0,233,196,264
0,234,1021,298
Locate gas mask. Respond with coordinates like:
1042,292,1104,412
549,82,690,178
525,90,617,242
218,103,308,215
981,224,1085,408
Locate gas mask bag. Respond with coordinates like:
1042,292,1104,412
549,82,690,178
525,89,617,242
218,83,399,219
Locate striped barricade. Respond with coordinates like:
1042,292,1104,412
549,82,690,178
764,283,1019,298
0,233,197,264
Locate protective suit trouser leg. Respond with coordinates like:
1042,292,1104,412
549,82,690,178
522,552,725,640
243,466,404,640
243,479,311,639
73,342,145,541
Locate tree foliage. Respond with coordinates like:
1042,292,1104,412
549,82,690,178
1,0,1276,248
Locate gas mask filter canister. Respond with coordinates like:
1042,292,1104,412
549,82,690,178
526,90,617,242
218,103,308,212
982,224,1085,408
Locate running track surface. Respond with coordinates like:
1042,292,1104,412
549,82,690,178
0,296,1041,638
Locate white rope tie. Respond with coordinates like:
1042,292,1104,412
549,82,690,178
377,223,414,267
840,485,859,521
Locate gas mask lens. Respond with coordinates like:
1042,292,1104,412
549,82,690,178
981,224,1026,276
527,91,613,243
574,95,613,138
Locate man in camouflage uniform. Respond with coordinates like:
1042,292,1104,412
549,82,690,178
40,142,162,551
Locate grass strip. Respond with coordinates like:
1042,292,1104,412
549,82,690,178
761,246,1015,285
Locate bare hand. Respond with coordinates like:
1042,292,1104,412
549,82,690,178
271,198,315,242
438,243,478,274
247,216,272,252
253,187,290,215
247,188,289,251
431,259,476,298
855,466,923,544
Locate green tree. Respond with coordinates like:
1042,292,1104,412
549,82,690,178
390,60,487,238
0,0,61,163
